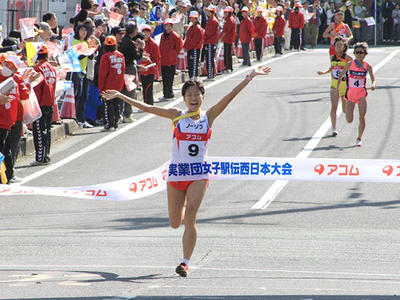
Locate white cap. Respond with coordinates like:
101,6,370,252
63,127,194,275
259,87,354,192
345,1,352,6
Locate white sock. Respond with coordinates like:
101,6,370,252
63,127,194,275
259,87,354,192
181,258,190,266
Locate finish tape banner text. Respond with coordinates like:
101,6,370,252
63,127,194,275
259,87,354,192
0,157,399,201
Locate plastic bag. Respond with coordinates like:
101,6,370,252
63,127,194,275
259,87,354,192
22,90,42,124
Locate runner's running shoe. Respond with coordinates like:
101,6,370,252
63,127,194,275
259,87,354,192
332,129,338,137
175,263,188,277
356,138,362,147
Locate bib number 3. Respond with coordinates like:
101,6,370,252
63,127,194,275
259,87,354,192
188,144,199,156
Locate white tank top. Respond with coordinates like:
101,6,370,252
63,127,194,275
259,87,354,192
168,110,212,181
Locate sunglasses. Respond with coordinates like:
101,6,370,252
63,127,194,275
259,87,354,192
355,51,365,54
336,13,344,15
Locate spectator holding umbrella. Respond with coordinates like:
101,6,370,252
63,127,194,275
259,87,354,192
139,25,161,106
220,6,236,73
183,11,204,81
204,5,219,81
254,6,268,61
239,6,254,66
159,19,183,101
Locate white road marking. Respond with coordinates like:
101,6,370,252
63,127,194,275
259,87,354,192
18,53,298,186
251,49,400,210
0,264,399,278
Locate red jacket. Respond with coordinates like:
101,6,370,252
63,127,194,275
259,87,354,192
204,16,219,45
273,15,286,37
183,24,204,51
0,73,29,130
33,60,57,107
98,50,126,93
159,31,183,66
239,16,254,43
254,16,268,39
139,38,161,75
289,11,304,29
222,16,237,44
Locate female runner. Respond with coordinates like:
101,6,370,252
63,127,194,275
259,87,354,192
322,9,352,61
337,42,375,147
317,36,352,136
102,66,272,277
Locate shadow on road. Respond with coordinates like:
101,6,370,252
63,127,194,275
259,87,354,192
288,97,330,104
109,198,400,230
282,136,331,142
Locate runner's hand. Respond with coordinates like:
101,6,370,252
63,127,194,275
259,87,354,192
102,90,120,101
370,83,376,91
317,71,324,75
251,66,272,77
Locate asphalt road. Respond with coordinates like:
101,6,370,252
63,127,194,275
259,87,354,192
1,47,400,300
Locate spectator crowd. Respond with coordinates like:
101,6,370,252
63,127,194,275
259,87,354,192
0,0,390,184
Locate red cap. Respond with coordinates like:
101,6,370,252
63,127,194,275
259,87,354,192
38,44,48,55
189,11,200,18
163,18,174,25
141,24,152,32
206,5,216,12
104,35,117,46
224,6,233,12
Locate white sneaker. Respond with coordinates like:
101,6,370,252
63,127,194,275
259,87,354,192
81,121,93,128
123,116,136,123
332,129,338,137
355,138,362,147
9,176,21,184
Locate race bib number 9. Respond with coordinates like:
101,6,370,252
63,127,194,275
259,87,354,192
332,68,342,79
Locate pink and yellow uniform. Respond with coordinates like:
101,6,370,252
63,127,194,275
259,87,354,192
346,59,369,104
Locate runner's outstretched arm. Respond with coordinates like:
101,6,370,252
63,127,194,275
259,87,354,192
101,90,181,120
367,64,376,90
207,66,271,127
322,24,334,39
317,67,331,75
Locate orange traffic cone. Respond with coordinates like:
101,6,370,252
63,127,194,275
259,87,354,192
201,60,218,76
216,44,225,73
176,49,187,71
52,102,61,123
236,41,243,58
60,85,76,119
